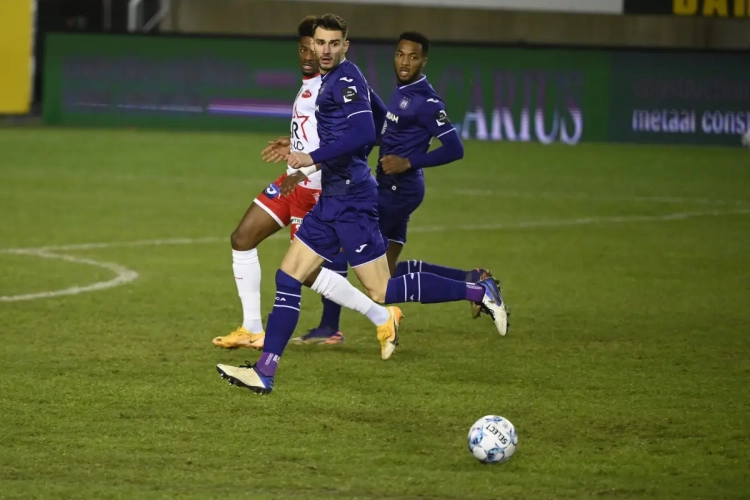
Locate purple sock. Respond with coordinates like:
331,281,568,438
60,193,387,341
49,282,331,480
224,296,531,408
385,272,482,304
257,352,280,377
318,252,348,331
393,260,469,281
465,282,485,302
256,269,302,377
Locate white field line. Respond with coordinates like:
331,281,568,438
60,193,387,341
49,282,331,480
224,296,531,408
0,250,138,302
1,208,749,302
452,189,750,207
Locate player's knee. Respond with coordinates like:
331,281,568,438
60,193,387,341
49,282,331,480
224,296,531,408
230,227,259,251
230,229,249,250
302,267,322,288
275,268,302,290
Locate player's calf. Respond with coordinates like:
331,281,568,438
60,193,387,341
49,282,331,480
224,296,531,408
220,202,288,346
292,253,349,345
382,272,509,336
394,261,498,320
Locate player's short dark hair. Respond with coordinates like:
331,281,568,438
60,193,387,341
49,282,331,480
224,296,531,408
314,13,348,39
298,15,317,39
398,31,430,56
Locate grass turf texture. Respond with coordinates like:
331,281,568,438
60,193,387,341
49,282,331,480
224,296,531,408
1,128,749,500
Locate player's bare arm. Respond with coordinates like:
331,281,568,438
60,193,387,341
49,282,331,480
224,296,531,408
261,137,291,163
287,152,314,168
280,172,305,196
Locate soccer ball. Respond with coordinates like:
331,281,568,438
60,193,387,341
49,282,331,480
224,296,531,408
742,130,750,148
468,415,518,463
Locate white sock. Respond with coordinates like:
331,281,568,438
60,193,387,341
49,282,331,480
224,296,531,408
311,268,391,326
232,249,264,333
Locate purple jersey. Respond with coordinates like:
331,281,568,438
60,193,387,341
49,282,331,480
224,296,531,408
377,76,456,194
315,59,378,196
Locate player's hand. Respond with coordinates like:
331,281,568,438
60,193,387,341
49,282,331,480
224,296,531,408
287,152,314,169
280,171,306,196
261,137,291,163
380,155,411,175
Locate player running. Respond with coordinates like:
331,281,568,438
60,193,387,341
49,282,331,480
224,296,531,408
213,15,389,351
291,31,503,344
217,14,508,395
211,16,329,350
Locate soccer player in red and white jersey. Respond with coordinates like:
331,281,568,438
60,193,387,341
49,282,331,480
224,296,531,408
212,16,326,350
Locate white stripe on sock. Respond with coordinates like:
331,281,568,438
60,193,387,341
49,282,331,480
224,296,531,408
274,305,300,312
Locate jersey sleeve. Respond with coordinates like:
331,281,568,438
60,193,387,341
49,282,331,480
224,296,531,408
331,74,373,118
369,88,387,145
415,97,456,139
308,74,375,165
408,97,463,169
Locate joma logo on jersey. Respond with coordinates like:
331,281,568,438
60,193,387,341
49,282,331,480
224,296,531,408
301,90,312,98
386,111,399,123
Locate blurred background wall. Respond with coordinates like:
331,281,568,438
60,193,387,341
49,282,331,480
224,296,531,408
4,0,748,146
160,0,750,49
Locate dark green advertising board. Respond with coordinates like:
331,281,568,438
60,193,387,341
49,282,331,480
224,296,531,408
43,33,610,144
608,51,750,147
43,33,750,146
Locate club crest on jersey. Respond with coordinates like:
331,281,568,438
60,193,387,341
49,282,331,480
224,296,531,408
264,183,280,199
399,97,411,110
342,86,358,103
301,89,312,98
435,109,450,126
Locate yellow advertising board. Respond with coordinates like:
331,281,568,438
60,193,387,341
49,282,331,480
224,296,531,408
0,0,33,114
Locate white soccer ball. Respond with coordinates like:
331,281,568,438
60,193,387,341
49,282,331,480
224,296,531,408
742,130,750,148
467,415,518,464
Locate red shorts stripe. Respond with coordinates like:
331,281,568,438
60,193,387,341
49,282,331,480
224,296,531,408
254,173,321,239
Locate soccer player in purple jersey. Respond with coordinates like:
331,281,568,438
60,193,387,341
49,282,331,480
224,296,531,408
292,31,504,344
217,14,507,395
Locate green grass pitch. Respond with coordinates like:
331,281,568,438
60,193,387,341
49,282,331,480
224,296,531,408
1,128,749,499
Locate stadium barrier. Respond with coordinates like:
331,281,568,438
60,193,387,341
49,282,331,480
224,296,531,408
43,33,750,147
0,0,34,114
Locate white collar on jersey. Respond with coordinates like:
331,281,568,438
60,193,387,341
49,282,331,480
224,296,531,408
397,75,426,89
